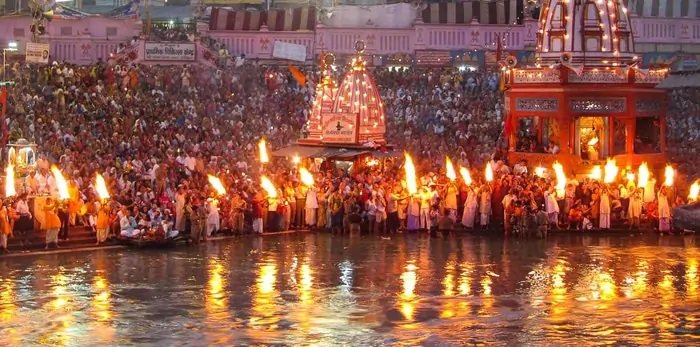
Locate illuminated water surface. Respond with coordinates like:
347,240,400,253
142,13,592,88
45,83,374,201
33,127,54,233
1,233,699,345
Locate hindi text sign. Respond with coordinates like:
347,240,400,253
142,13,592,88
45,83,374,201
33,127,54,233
144,43,196,61
321,113,358,144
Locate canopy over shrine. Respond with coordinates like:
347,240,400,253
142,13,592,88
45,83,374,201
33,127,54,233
504,0,668,172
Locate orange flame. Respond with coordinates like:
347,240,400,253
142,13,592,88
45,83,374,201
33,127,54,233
404,152,418,195
552,161,566,198
258,138,269,164
5,163,15,198
50,165,70,201
260,176,278,198
590,165,602,181
588,137,599,146
207,175,226,196
689,181,699,202
95,173,110,201
445,156,457,182
663,165,675,187
637,162,649,188
534,166,546,178
459,166,472,186
299,167,315,187
604,158,619,184
485,162,494,182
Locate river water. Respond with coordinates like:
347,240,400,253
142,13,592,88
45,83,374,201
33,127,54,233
1,232,699,346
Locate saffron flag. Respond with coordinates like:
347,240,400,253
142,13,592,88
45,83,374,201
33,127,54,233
289,65,306,86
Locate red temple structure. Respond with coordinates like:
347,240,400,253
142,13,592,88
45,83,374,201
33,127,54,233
504,0,668,173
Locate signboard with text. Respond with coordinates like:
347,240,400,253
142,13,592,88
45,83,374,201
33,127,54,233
272,41,307,62
25,42,50,64
415,50,451,66
321,113,359,144
144,43,196,61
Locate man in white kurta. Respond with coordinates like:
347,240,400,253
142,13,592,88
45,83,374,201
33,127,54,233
657,188,671,233
205,198,220,237
175,187,186,231
305,187,318,227
628,188,643,229
444,183,458,222
479,185,491,228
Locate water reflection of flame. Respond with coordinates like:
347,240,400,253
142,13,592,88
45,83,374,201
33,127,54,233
0,280,16,322
442,261,456,297
207,258,229,315
399,263,417,320
251,262,278,328
458,262,473,295
686,258,698,299
299,262,313,305
41,273,74,346
92,274,112,322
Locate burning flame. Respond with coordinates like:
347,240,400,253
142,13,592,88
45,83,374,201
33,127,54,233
689,181,699,202
590,165,602,181
552,161,566,198
459,166,472,186
604,158,619,184
95,174,110,201
534,166,546,178
258,138,269,164
299,167,315,187
260,176,278,198
485,162,494,182
637,162,650,188
50,165,70,201
403,152,418,195
207,175,227,196
588,137,599,146
626,171,635,183
291,155,301,165
445,156,457,182
5,163,15,198
663,165,675,187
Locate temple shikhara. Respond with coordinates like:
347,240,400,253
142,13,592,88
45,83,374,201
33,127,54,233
277,42,390,163
504,0,668,173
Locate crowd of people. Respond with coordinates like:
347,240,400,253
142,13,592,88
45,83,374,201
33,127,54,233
0,56,696,251
668,88,700,177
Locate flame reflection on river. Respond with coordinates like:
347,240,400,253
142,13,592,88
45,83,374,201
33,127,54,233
0,233,699,345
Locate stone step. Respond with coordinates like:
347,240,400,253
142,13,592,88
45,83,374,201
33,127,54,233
7,226,99,251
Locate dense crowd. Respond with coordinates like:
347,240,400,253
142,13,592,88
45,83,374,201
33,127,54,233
667,88,700,177
0,58,695,251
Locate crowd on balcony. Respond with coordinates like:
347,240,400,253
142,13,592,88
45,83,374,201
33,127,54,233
146,23,196,42
0,60,694,252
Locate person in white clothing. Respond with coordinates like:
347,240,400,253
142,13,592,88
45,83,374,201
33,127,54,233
305,186,318,227
545,188,560,230
657,186,672,233
461,186,478,229
628,188,643,230
205,197,220,237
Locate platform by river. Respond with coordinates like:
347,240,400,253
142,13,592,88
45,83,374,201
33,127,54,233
0,232,699,346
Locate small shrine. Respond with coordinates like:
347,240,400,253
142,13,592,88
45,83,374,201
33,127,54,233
300,41,387,146
275,41,394,168
504,0,669,172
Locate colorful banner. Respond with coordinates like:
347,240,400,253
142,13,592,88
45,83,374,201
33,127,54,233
144,43,195,61
321,113,358,144
25,42,50,64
